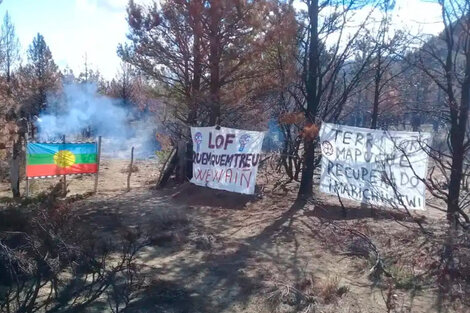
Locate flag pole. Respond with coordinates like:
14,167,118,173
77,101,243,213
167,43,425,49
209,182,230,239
94,136,102,193
25,136,29,198
62,135,66,196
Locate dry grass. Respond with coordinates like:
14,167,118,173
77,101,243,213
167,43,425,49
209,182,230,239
263,273,349,313
317,276,349,304
263,273,315,313
192,232,218,250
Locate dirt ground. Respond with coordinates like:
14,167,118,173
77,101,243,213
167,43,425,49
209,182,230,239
0,159,467,313
0,158,159,199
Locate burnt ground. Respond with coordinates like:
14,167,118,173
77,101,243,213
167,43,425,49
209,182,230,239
0,159,468,313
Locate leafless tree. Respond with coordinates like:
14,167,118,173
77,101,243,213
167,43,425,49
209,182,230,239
0,11,20,84
295,0,379,198
413,0,470,224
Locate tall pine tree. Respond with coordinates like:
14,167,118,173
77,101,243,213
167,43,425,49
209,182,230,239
23,33,59,121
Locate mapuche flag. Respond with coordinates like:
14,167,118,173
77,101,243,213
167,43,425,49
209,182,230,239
26,142,98,178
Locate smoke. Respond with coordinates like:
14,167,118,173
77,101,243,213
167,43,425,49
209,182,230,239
36,83,159,159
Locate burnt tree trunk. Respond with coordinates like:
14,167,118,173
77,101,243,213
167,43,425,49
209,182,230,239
186,0,203,181
10,138,21,198
175,140,187,183
188,0,202,126
411,86,422,132
298,0,319,199
371,47,381,129
208,0,222,126
298,140,315,197
447,46,470,223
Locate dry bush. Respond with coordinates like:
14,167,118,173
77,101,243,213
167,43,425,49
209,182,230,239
264,279,316,313
388,264,423,291
263,272,349,313
192,232,218,250
317,276,349,304
0,183,148,313
263,273,316,313
346,236,372,258
431,229,470,309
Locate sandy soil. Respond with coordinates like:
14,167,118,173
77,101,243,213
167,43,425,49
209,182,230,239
0,159,466,313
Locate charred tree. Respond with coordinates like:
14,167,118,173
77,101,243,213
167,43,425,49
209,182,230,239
296,0,375,198
448,32,470,223
298,0,320,198
370,47,381,129
415,1,470,224
121,0,278,187
9,136,21,198
208,0,222,126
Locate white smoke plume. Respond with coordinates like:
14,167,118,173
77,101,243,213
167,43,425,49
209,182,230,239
36,83,159,159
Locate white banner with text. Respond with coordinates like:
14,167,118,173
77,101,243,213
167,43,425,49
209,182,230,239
319,123,431,210
191,126,265,194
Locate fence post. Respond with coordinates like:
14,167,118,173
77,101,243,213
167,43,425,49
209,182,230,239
94,136,102,193
25,136,29,197
62,135,67,196
127,146,134,192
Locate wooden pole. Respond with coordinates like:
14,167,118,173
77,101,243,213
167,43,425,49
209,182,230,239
62,135,67,197
127,146,134,192
25,137,29,198
94,136,102,193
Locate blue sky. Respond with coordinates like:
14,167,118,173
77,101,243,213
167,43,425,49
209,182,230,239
0,0,442,80
0,0,134,79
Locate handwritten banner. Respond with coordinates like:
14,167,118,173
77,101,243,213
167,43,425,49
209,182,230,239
190,126,265,194
319,123,431,210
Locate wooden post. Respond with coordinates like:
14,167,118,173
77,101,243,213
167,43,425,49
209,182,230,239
62,135,67,197
9,138,21,198
127,146,134,192
94,136,102,193
25,137,29,197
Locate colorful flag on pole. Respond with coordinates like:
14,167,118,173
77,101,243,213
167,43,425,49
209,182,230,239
26,142,98,178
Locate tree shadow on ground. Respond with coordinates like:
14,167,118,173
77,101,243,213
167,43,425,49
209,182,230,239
159,198,309,312
70,187,432,312
123,279,209,313
168,183,255,210
306,200,426,223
